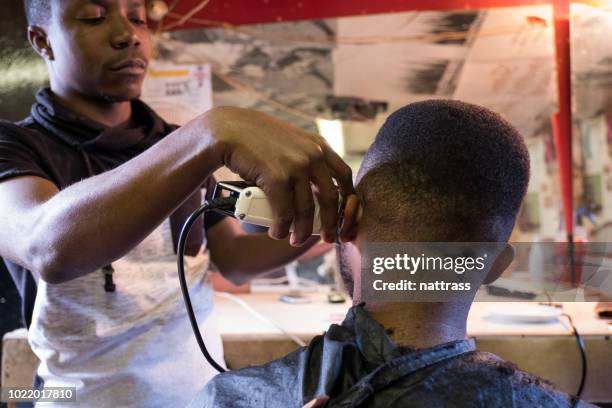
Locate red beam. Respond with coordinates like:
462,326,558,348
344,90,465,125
165,0,551,30
551,0,573,236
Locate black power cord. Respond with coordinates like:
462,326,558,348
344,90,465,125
560,313,587,401
177,196,237,373
542,299,588,403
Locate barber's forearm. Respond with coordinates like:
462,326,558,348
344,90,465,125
32,113,223,283
215,234,320,285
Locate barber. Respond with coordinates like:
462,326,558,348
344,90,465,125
0,0,356,406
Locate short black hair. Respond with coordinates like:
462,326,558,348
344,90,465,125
356,99,530,242
24,0,50,26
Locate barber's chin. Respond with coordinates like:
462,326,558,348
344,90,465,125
99,87,142,103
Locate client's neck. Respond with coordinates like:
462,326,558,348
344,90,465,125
364,301,471,349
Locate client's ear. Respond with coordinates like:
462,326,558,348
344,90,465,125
339,194,362,242
483,244,514,284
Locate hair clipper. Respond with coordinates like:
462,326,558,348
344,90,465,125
212,181,322,234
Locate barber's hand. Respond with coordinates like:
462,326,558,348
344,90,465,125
303,396,329,408
339,193,360,243
204,106,356,245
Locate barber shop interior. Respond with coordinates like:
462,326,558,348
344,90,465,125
1,0,612,407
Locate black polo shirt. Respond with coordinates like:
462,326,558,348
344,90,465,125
0,88,224,328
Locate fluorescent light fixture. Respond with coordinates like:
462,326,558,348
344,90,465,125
316,118,345,157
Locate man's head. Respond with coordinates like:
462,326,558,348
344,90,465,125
25,0,151,102
24,0,49,27
339,100,530,298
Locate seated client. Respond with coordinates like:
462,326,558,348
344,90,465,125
190,100,594,408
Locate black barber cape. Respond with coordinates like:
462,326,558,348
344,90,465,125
190,304,593,408
0,88,224,328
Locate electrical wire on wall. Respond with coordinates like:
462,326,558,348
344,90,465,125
163,0,212,30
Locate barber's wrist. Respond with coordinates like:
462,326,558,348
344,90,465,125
199,107,240,170
183,107,233,172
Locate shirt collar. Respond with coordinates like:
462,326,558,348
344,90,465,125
31,87,170,152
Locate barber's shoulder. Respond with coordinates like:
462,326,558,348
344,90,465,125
162,122,180,137
0,118,25,135
0,117,43,141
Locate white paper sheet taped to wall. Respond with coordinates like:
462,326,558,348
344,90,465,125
141,63,212,126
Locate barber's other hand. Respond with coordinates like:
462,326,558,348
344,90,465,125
203,106,356,245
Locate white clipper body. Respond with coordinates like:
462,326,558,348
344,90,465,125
234,186,322,234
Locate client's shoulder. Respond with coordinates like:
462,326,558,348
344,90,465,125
431,350,594,407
